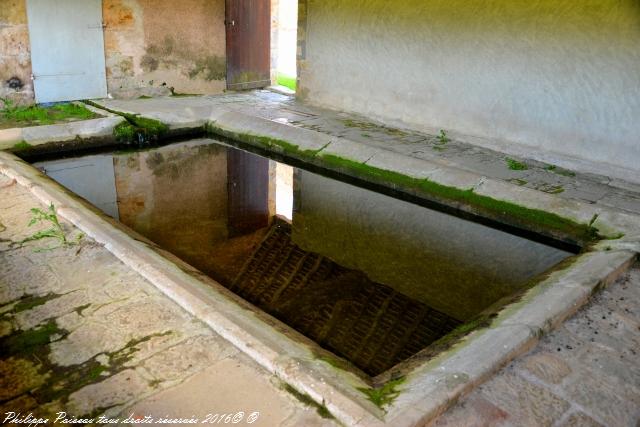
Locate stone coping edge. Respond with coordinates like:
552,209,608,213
0,149,638,425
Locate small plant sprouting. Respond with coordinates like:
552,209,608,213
358,377,406,410
545,164,576,177
22,203,83,252
437,129,450,145
506,157,529,171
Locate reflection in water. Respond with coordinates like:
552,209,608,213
35,139,572,375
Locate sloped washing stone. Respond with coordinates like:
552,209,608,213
317,137,381,163
212,111,336,155
21,116,125,145
365,150,443,180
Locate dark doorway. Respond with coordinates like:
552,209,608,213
227,149,270,236
225,0,272,90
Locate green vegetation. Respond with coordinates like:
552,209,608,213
508,178,528,186
358,377,405,409
505,157,529,171
113,114,169,145
81,100,169,146
437,129,450,145
282,384,334,419
277,73,297,91
319,153,601,243
12,294,60,313
0,320,63,357
204,126,612,243
542,185,565,194
342,118,409,137
545,164,576,177
12,141,32,151
0,98,97,128
206,123,326,158
22,203,83,251
169,89,199,98
426,314,495,351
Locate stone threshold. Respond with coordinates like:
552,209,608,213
1,100,640,425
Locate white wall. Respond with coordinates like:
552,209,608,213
292,171,570,321
298,0,640,175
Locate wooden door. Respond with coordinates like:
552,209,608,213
225,0,271,90
227,149,270,236
26,0,107,103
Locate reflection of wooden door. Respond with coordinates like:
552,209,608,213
227,149,270,235
225,0,271,90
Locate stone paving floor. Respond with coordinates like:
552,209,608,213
433,264,640,427
97,91,640,216
2,161,639,426
0,172,334,427
2,91,640,426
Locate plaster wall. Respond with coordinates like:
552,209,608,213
104,0,227,98
0,0,227,103
113,141,230,271
0,0,34,104
297,0,640,173
291,171,570,321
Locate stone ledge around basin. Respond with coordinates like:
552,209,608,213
204,110,638,248
1,135,639,426
0,115,127,153
3,104,640,426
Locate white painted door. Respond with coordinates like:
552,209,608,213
26,0,107,103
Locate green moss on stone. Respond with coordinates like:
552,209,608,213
0,320,64,358
358,377,405,409
11,293,60,313
319,153,598,243
12,141,32,151
545,164,576,177
508,178,528,186
204,125,613,244
206,124,323,158
506,157,529,171
113,115,168,145
282,383,335,419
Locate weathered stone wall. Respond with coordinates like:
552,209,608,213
104,0,227,98
0,0,34,104
297,0,640,173
0,0,227,103
113,141,229,272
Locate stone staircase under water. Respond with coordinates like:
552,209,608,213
229,220,462,376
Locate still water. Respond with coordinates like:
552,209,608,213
34,139,571,375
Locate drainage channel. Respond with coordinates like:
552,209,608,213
29,138,575,381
